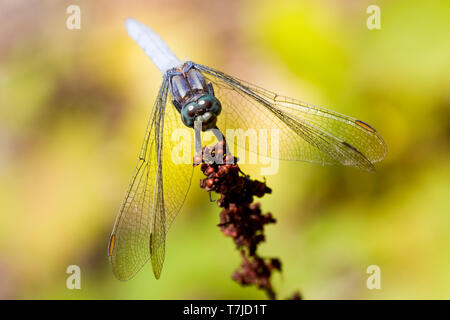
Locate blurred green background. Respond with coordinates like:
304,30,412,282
0,0,449,299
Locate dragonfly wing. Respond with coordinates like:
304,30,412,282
109,76,193,280
151,78,194,278
195,63,386,172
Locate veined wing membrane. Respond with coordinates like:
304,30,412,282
266,95,386,163
109,77,193,280
195,64,386,172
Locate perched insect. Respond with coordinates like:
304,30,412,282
108,18,387,280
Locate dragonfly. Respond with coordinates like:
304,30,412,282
108,18,387,281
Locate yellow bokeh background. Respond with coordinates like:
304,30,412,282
0,0,449,299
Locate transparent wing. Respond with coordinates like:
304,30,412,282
108,76,193,280
195,63,387,172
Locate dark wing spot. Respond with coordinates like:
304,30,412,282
355,120,377,133
108,234,115,257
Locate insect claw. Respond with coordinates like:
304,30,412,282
209,191,216,202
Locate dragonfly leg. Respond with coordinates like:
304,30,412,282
194,118,203,155
195,121,237,166
212,126,224,143
212,126,232,158
208,191,216,202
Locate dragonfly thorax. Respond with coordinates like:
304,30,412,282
169,62,222,130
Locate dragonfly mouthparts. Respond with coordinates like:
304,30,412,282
195,112,216,130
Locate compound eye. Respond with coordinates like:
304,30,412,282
198,98,212,109
187,104,196,117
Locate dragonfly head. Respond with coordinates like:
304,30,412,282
181,94,222,130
